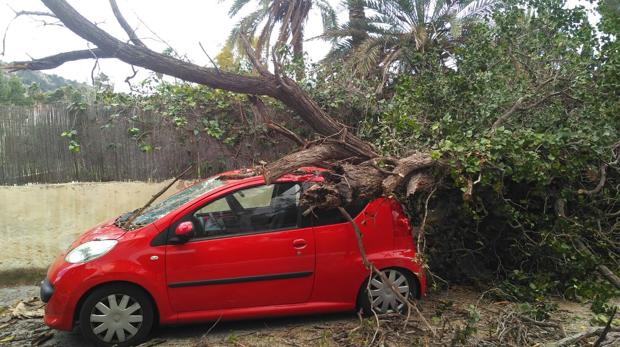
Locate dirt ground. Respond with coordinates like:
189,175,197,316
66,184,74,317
0,285,611,347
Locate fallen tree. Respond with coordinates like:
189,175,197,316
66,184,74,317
5,0,437,213
6,0,620,327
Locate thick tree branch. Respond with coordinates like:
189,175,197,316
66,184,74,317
578,151,619,196
248,95,306,146
579,164,609,196
109,0,146,48
33,0,374,158
382,152,434,193
4,48,110,71
574,238,620,291
548,326,620,347
263,143,357,184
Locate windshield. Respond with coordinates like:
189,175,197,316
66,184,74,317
125,177,224,227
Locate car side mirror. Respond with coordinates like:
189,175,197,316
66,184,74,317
170,221,194,244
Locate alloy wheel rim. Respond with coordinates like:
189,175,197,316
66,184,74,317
89,294,143,343
369,269,409,313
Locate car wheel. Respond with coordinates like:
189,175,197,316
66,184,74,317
359,268,418,314
78,284,154,347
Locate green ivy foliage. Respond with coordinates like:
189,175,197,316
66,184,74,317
354,0,619,310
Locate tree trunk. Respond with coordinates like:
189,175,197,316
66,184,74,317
347,0,368,48
6,0,438,212
292,27,305,80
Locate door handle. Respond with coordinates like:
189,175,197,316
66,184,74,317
292,239,307,249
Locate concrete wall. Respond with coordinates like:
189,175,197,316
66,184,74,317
0,181,190,271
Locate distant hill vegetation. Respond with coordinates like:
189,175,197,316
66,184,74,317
0,63,91,105
12,69,87,92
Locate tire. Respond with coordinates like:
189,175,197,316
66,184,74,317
359,268,418,315
78,284,154,347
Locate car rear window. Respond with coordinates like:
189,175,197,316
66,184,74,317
301,199,369,227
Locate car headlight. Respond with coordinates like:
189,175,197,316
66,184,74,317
65,240,118,264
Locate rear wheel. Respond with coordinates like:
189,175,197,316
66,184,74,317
359,268,418,314
78,284,154,347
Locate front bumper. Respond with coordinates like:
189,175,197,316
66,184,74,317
40,278,54,303
40,275,76,331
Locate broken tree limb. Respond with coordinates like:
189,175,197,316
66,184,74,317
406,172,435,197
382,153,434,193
29,0,374,156
263,143,357,184
247,95,306,146
9,0,440,230
109,0,146,48
546,327,620,347
338,206,436,336
4,49,110,71
123,165,193,229
574,238,620,291
596,263,620,290
338,207,371,268
594,307,618,347
579,163,609,196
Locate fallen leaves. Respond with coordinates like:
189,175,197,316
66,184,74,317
10,298,44,319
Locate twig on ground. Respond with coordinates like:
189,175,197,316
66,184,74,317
547,327,620,347
202,315,222,338
337,207,436,337
594,307,618,347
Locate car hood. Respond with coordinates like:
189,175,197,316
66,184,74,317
68,218,126,249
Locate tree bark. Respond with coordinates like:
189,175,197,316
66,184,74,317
29,0,374,158
5,49,111,71
347,0,368,48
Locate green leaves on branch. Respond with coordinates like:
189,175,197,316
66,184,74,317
356,0,620,307
60,130,81,153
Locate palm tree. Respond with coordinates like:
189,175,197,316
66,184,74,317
346,0,368,48
225,0,337,79
324,0,497,91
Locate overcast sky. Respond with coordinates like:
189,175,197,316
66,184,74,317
0,0,597,92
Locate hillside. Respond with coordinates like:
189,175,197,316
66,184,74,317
11,69,87,92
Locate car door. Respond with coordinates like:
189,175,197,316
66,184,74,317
165,182,316,313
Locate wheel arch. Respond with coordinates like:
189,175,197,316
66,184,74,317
355,266,422,310
73,281,160,326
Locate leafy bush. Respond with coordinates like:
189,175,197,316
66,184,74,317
353,0,619,306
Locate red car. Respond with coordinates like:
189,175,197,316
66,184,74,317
40,167,426,346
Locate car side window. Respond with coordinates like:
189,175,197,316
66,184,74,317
191,182,301,239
